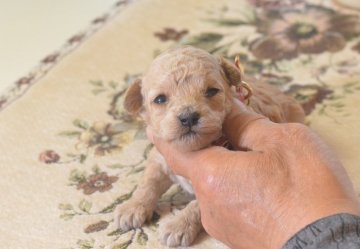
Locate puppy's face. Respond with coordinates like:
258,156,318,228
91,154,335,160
124,47,242,151
143,69,231,151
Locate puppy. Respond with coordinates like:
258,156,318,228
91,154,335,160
115,46,305,247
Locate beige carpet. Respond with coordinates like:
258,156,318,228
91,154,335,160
0,0,118,92
1,0,360,248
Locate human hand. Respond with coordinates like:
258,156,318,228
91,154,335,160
147,99,360,249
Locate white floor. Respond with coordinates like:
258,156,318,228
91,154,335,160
0,0,118,94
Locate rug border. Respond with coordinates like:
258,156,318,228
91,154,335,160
0,0,134,112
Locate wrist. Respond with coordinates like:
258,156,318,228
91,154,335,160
270,198,360,249
282,213,360,249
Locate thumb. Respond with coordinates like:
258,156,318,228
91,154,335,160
146,127,192,178
223,98,270,151
146,127,232,179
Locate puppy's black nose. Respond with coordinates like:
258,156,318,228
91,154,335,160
178,112,200,127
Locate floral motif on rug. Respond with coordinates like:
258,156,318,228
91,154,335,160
1,0,360,249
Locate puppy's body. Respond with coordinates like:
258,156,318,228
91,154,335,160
246,78,305,124
116,46,305,247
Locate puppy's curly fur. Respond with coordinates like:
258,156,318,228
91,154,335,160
115,46,305,247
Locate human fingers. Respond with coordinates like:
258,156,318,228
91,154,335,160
223,98,275,151
146,127,251,179
146,126,193,178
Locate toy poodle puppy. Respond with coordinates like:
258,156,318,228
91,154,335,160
115,46,305,247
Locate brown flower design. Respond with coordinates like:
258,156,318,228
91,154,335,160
0,99,7,109
286,84,333,115
92,15,108,24
42,53,59,64
77,172,118,195
68,34,85,44
77,122,134,156
154,28,188,42
352,40,360,53
39,150,60,164
16,76,34,87
250,5,360,60
248,0,305,10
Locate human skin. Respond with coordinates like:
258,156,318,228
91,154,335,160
147,99,360,249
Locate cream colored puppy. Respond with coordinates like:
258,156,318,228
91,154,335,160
115,46,305,247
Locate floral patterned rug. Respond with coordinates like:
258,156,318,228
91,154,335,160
1,0,360,248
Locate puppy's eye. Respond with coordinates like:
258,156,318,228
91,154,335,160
154,94,167,104
205,87,220,97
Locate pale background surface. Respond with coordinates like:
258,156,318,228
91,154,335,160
0,0,117,94
0,0,359,248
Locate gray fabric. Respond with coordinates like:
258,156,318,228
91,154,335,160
282,213,360,249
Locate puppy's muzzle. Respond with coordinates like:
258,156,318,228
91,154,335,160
178,112,200,128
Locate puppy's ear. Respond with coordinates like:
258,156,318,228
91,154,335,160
219,57,243,86
124,78,143,115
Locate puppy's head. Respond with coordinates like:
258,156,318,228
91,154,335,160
124,46,242,151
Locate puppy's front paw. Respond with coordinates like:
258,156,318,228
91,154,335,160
158,214,201,247
115,201,153,231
